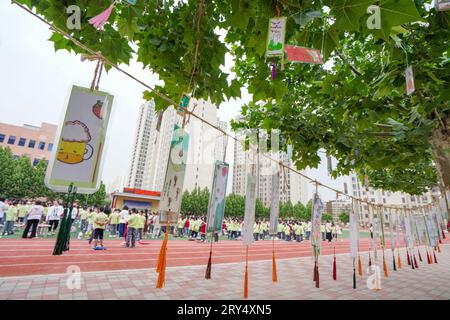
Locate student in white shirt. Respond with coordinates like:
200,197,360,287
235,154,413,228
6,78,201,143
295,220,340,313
0,197,7,225
118,206,129,238
46,201,63,233
22,200,44,239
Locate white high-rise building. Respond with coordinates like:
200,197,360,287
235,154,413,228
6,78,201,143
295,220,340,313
127,98,226,193
349,171,436,225
127,100,156,189
231,125,309,207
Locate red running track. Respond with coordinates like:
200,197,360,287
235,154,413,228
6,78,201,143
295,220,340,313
0,238,447,277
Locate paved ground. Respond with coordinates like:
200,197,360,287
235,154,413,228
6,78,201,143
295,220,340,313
0,243,448,300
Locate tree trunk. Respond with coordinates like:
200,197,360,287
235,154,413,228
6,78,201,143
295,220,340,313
430,115,450,190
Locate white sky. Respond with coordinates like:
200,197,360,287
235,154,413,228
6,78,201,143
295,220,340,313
0,1,349,201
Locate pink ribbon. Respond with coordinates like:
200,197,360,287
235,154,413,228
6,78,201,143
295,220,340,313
89,3,115,30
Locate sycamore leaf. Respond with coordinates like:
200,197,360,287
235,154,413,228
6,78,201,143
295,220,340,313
330,0,375,31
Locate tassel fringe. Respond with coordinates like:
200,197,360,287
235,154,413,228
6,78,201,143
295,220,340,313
413,254,418,269
205,250,212,280
332,256,337,280
156,226,169,288
418,249,422,262
272,251,278,283
433,250,438,264
358,255,363,276
397,252,402,269
383,255,388,278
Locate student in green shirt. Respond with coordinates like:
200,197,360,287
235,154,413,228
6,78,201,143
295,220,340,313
108,209,120,237
136,211,146,241
126,209,138,248
92,207,109,249
17,201,28,223
2,201,17,235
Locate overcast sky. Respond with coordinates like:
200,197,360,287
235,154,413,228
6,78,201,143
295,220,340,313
0,1,349,201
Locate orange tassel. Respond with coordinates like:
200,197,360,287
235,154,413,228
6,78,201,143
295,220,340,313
383,256,388,278
272,239,277,283
427,250,432,264
437,244,441,253
244,247,249,298
156,224,169,288
272,252,278,283
374,266,381,291
397,252,402,269
358,255,363,276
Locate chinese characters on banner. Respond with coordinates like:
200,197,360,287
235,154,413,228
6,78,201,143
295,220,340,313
206,161,229,233
45,85,114,194
159,125,189,224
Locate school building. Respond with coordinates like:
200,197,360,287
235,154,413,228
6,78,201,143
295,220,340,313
111,188,161,212
0,121,57,165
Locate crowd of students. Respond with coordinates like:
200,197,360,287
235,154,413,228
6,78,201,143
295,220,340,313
0,197,345,249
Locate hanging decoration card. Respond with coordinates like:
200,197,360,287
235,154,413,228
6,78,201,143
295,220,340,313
435,0,450,11
269,171,280,235
159,125,189,223
285,45,323,64
243,171,257,246
206,161,229,233
266,17,287,58
405,65,415,95
45,85,114,194
311,192,324,257
349,209,359,259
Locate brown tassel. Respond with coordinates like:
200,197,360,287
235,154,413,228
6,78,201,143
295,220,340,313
406,251,411,265
397,252,402,269
417,249,422,262
433,250,438,264
244,246,249,298
358,255,363,276
313,260,317,282
205,249,212,280
272,238,277,283
315,263,320,288
383,255,388,278
413,254,418,269
332,256,337,280
442,225,446,239
427,250,432,264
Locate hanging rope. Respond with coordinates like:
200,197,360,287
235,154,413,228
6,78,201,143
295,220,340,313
11,0,444,217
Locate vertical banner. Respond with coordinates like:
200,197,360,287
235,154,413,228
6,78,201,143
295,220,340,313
395,213,402,249
431,208,442,242
424,215,437,247
269,171,280,235
243,170,257,246
388,212,396,251
435,0,450,11
349,209,359,259
311,192,324,256
402,215,414,249
206,161,229,233
405,66,415,95
45,85,114,194
159,125,189,224
413,214,427,245
266,17,287,57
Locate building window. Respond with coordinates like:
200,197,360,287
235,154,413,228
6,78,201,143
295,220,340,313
0,134,5,143
28,140,36,148
7,136,16,145
18,138,26,146
38,141,46,150
33,158,40,166
48,143,53,151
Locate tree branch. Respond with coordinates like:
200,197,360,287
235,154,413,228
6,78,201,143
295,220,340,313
335,50,362,76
